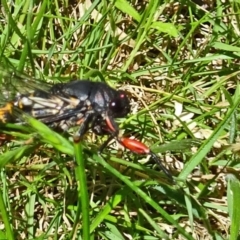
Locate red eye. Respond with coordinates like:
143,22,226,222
109,91,130,117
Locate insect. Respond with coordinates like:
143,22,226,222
0,69,173,182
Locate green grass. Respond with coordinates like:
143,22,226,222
0,0,240,239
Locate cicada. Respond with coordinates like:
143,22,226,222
0,68,173,181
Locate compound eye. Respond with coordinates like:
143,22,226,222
109,91,130,117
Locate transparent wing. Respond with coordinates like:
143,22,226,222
0,66,52,105
0,67,89,130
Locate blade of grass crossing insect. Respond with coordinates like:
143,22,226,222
93,154,194,240
26,117,74,155
72,137,90,240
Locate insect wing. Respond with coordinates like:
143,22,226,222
0,68,55,123
0,67,51,104
0,68,92,131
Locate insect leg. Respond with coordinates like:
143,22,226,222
105,115,119,134
98,135,115,153
118,137,174,182
102,116,173,182
75,113,94,139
